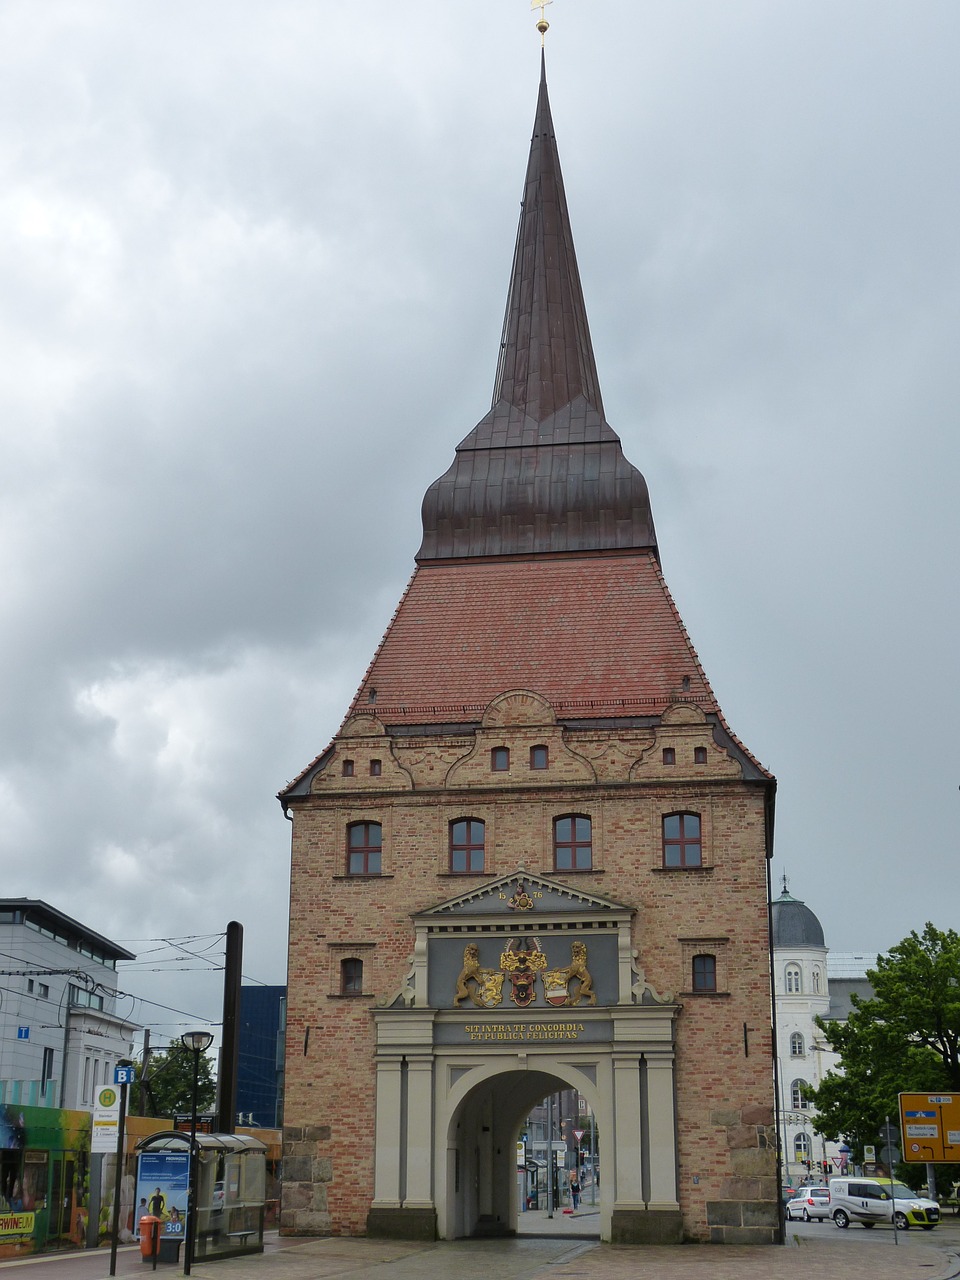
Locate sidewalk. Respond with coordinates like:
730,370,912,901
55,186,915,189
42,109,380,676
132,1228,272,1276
1,1229,958,1280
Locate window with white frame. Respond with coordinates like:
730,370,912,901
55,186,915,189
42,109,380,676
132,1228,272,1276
791,1079,810,1109
789,1031,805,1057
785,964,802,994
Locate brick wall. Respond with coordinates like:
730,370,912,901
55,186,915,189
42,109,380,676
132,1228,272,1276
283,702,775,1241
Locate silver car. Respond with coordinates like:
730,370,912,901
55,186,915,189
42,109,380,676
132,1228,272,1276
785,1186,831,1222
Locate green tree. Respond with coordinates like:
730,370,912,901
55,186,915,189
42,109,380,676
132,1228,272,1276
809,923,960,1168
130,1041,217,1118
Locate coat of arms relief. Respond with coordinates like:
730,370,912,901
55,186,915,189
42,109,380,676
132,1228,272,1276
454,937,596,1009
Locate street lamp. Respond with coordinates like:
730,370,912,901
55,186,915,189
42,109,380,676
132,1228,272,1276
181,1031,214,1276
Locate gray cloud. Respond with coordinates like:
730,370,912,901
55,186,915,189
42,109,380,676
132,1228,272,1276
1,1,958,1037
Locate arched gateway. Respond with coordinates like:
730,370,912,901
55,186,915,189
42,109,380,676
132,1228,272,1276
368,873,680,1243
280,51,778,1247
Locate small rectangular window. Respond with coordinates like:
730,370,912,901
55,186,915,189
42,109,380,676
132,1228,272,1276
341,958,363,995
491,747,509,771
27,979,34,993
41,1046,54,1095
450,819,485,874
347,822,382,875
39,983,49,998
554,815,592,870
694,746,707,764
692,954,716,992
341,759,354,777
530,745,548,770
369,759,382,776
662,748,675,765
662,812,702,867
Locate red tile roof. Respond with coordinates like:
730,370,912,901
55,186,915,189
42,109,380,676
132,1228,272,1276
345,552,718,725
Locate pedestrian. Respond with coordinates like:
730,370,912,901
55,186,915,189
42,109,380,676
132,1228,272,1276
569,1169,580,1210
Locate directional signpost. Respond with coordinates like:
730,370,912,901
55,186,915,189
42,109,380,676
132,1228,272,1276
899,1092,960,1163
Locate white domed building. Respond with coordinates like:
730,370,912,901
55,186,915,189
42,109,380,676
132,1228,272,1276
771,882,875,1185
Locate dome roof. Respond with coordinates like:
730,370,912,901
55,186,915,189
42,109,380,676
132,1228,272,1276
771,889,825,949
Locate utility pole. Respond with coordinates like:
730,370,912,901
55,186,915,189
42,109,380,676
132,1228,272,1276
216,922,243,1134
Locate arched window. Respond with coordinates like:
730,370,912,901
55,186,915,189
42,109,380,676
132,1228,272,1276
347,821,382,875
791,1079,810,1109
340,958,363,996
789,1032,805,1058
785,964,802,994
793,1132,810,1160
553,815,592,870
812,968,821,993
692,954,717,992
662,813,701,867
449,819,485,874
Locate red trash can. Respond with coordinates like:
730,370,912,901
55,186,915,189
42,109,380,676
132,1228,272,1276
139,1216,161,1260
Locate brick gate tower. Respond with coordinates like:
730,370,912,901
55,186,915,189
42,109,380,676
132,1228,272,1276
280,55,778,1246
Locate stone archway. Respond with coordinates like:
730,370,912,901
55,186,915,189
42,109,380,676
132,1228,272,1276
366,871,683,1245
438,1064,602,1240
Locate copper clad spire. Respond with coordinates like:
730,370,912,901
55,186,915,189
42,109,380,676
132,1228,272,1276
493,53,604,423
417,58,657,562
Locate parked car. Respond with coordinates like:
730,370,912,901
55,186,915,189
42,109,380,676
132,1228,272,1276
785,1186,831,1222
827,1177,940,1230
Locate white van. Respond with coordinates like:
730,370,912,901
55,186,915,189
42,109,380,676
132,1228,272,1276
827,1177,939,1230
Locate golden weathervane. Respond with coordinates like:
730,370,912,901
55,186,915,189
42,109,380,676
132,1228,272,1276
531,0,552,44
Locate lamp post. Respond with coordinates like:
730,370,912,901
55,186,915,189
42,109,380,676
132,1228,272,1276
181,1031,214,1276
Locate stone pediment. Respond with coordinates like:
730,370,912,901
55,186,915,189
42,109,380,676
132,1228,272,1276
416,871,631,920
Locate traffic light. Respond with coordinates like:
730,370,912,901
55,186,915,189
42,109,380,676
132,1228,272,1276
822,1161,830,1177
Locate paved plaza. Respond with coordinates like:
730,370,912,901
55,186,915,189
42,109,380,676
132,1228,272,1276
2,1219,960,1280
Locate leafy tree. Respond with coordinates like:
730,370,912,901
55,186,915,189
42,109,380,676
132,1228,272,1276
809,923,960,1170
130,1041,217,1118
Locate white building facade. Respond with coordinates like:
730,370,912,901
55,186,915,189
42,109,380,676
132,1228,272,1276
771,885,875,1185
0,898,139,1109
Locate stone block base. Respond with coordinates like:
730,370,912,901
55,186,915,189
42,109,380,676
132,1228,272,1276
709,1226,778,1244
611,1209,683,1244
366,1207,438,1241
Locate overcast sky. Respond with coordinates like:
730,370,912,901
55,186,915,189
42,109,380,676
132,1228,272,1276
2,1,958,1047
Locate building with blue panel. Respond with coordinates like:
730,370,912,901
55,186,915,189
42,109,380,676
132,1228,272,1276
236,985,285,1128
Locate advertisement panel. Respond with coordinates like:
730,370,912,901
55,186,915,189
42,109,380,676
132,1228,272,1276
135,1150,189,1239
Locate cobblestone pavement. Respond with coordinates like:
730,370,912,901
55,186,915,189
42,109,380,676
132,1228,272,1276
1,1227,958,1280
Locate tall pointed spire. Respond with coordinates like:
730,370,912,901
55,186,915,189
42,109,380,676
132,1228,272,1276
417,58,656,561
492,53,604,422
